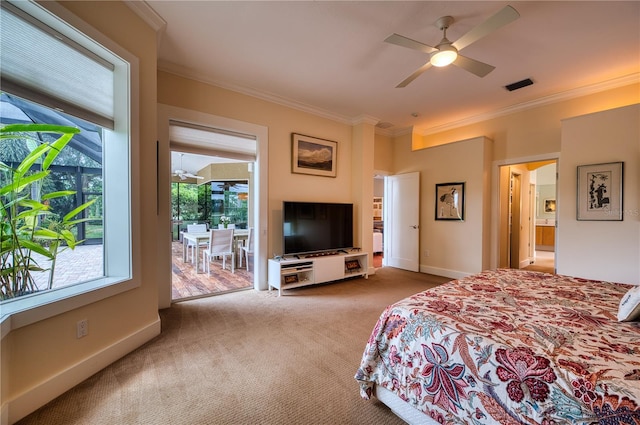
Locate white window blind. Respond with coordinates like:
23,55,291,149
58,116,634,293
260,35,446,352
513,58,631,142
0,2,114,129
169,120,257,161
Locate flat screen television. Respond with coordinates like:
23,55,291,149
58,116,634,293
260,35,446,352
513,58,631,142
283,201,353,255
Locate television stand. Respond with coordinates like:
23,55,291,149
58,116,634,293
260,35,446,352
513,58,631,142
268,251,368,296
304,251,338,258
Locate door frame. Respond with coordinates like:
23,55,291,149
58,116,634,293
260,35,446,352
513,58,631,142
528,183,536,260
491,153,560,270
158,104,269,309
508,171,522,268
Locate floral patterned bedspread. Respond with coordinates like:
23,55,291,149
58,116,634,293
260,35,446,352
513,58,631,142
355,268,640,424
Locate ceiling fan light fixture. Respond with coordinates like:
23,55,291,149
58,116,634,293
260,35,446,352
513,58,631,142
430,46,458,67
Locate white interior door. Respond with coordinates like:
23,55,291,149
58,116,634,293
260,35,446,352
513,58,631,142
385,172,420,271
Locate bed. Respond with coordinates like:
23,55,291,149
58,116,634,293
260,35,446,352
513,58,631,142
355,268,640,424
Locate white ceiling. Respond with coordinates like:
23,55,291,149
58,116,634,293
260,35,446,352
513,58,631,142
137,1,640,173
171,151,243,177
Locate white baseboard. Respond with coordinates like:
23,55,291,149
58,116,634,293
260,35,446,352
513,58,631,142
421,265,473,280
4,316,161,425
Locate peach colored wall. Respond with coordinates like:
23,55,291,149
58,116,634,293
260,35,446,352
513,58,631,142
394,83,638,278
374,133,394,173
414,83,639,160
392,136,492,277
558,104,639,284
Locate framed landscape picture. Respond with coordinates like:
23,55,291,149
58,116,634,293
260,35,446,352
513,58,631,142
577,161,623,221
292,133,337,177
435,182,465,221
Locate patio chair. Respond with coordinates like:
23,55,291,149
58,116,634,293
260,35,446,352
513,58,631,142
202,229,235,274
185,223,208,263
239,227,254,271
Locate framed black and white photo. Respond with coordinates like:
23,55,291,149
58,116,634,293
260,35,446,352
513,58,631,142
577,161,623,221
292,133,337,177
435,182,465,221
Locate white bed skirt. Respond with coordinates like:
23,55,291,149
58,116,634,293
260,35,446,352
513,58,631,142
375,386,439,425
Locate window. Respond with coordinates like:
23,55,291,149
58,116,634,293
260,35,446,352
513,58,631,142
210,181,249,227
170,180,249,238
0,1,135,326
1,95,106,289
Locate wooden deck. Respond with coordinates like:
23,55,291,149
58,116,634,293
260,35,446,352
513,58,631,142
171,241,253,301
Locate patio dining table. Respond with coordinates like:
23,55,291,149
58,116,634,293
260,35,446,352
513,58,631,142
182,229,250,273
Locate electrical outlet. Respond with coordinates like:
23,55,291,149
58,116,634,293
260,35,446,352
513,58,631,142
77,319,88,339
424,250,430,257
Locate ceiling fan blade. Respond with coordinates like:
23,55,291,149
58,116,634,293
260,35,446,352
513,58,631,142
453,54,495,77
452,5,519,51
182,172,204,179
385,33,437,54
396,61,433,88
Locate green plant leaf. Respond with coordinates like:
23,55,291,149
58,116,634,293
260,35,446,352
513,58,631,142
32,229,60,239
0,170,50,196
15,143,50,175
63,198,97,222
43,132,75,169
0,124,80,135
60,229,77,248
17,239,54,258
1,194,28,210
64,217,93,226
42,190,76,200
15,209,47,223
18,199,48,210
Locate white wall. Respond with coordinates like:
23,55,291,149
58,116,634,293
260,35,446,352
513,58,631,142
557,104,639,284
536,163,557,220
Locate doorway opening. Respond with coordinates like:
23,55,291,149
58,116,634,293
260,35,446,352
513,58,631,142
373,175,384,268
499,160,556,274
170,126,257,302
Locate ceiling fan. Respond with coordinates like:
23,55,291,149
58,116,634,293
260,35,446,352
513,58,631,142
173,153,204,180
385,5,520,88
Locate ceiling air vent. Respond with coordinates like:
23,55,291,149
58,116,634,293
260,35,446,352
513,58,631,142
505,78,534,92
376,121,394,129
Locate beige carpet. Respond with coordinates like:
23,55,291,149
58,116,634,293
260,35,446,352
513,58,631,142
18,268,451,425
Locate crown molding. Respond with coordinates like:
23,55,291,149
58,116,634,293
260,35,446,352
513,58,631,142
125,1,166,32
160,61,413,138
158,61,355,126
124,0,166,45
419,73,640,137
352,114,380,126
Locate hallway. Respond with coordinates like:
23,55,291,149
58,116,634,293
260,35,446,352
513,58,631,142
523,250,554,274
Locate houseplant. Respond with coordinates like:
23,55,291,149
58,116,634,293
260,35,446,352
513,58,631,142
219,215,231,228
0,123,96,299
